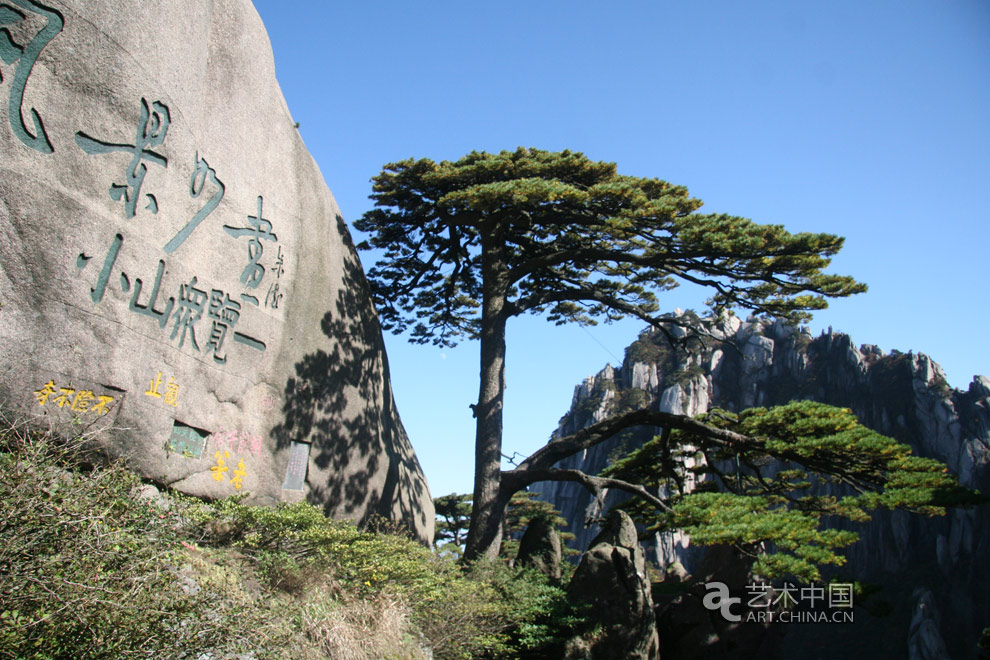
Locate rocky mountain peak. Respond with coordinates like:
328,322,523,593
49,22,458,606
535,311,989,659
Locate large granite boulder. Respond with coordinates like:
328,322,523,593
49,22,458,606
515,515,563,580
567,510,660,660
0,0,433,542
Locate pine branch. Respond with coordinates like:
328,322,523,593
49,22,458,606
516,408,754,475
501,467,673,516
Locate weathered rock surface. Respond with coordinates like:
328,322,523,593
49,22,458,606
566,510,660,660
537,311,989,658
0,0,433,541
515,516,562,580
908,588,951,660
654,546,773,660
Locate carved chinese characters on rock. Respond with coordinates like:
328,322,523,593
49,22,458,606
70,95,274,366
145,371,179,407
207,429,262,491
3,8,294,478
210,450,244,488
281,441,309,491
206,290,240,364
224,196,287,312
75,98,170,217
33,379,114,415
0,0,63,153
76,231,269,363
163,154,225,254
224,196,276,291
167,422,208,459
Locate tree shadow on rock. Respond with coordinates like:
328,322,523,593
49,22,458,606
270,214,432,540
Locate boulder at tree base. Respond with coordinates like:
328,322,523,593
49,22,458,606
0,0,434,542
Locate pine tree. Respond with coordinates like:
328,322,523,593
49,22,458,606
501,491,577,561
356,147,866,560
433,493,472,557
433,491,576,560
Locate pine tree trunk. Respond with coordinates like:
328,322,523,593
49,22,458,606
464,237,511,561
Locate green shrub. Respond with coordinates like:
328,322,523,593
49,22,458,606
616,387,650,412
0,422,296,659
0,414,600,660
0,419,533,660
199,490,511,659
466,562,594,660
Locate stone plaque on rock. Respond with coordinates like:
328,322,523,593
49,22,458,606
0,0,433,542
167,421,209,459
281,441,310,492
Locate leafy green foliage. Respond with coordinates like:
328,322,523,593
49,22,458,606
202,498,510,659
617,387,650,413
210,493,590,659
466,563,594,660
0,425,294,660
624,330,672,366
665,491,859,579
605,400,981,581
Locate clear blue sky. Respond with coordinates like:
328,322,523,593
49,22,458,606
251,1,989,499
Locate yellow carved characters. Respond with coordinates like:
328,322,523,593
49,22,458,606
210,450,230,482
210,450,248,490
33,380,114,415
145,371,179,407
208,430,257,491
231,459,248,489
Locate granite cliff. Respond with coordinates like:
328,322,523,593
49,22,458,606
535,311,989,658
0,0,433,541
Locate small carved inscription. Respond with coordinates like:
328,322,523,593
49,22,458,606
166,420,208,458
145,370,179,407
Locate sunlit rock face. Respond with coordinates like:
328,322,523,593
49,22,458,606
0,0,433,542
537,311,988,659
